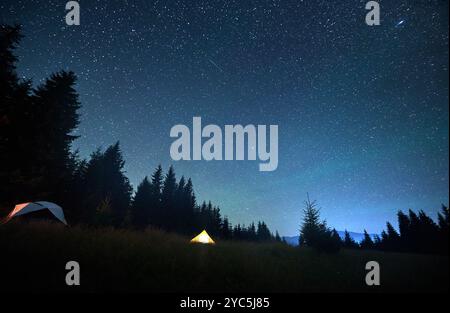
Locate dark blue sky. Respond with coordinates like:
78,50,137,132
1,0,448,235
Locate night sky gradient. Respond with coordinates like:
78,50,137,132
1,0,448,235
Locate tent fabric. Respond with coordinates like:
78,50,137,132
190,230,215,244
4,201,68,225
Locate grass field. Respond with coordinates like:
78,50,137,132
0,221,448,292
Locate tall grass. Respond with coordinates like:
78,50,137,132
0,221,448,292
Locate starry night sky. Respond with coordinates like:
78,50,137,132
1,0,448,235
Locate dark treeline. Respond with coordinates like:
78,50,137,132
0,25,281,242
299,195,449,255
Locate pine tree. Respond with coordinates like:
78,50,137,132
408,209,420,249
0,24,21,86
182,178,196,233
161,166,177,230
1,26,84,208
373,234,382,249
438,205,449,231
397,210,411,251
0,25,24,199
417,210,440,253
383,222,400,251
343,230,358,249
233,224,242,240
330,228,343,250
256,221,272,242
82,142,132,226
438,205,449,254
31,71,81,204
131,177,153,229
148,165,163,227
299,194,340,253
394,208,449,254
275,231,282,242
248,222,257,241
196,201,208,230
299,195,322,246
173,176,186,232
222,216,232,239
386,222,399,238
360,230,374,249
64,151,88,223
211,206,222,236
397,211,410,238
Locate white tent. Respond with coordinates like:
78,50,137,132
3,201,68,225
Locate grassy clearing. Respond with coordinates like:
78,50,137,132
0,221,447,292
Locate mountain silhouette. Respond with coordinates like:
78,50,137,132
283,231,376,246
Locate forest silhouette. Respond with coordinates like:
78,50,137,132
299,194,448,254
0,24,279,242
0,25,448,254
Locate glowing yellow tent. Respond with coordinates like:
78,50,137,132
190,230,215,244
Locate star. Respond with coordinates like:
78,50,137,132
395,20,405,27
